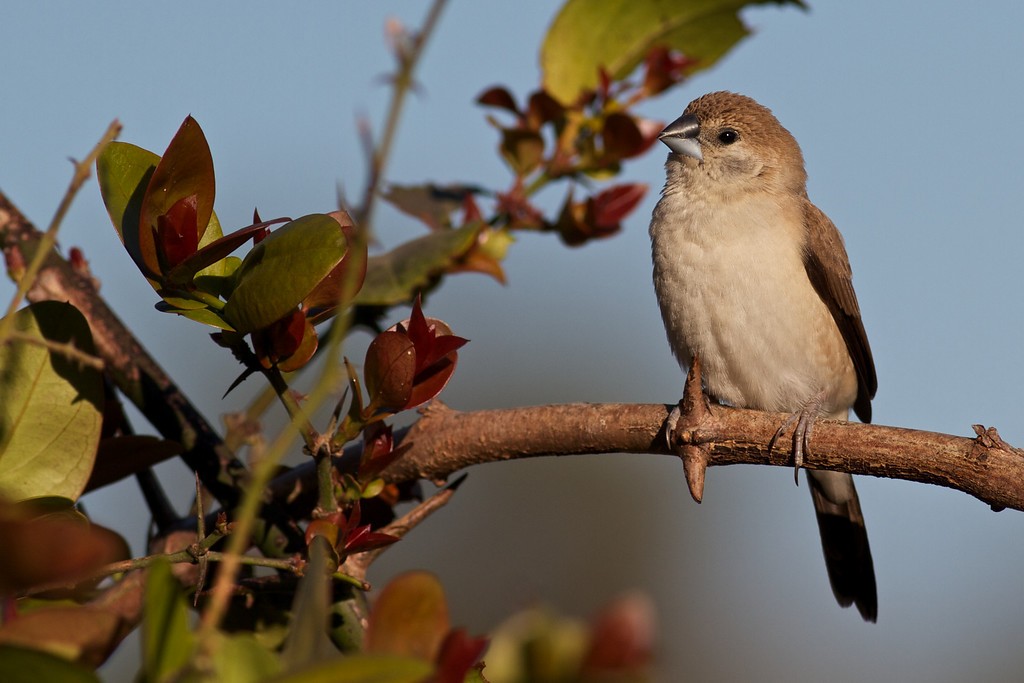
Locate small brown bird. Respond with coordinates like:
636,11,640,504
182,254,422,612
649,91,878,621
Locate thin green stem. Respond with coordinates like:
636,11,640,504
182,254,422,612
0,120,121,342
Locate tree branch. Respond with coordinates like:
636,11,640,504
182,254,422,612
354,401,1021,513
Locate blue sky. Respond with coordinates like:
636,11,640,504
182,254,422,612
3,2,1024,681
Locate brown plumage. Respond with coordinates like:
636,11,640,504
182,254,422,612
650,91,878,621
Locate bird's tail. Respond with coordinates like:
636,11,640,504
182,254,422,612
806,469,878,622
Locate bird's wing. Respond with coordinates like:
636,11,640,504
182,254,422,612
801,199,877,423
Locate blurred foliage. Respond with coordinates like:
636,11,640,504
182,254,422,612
0,0,799,679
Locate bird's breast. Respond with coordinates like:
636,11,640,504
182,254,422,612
650,190,857,416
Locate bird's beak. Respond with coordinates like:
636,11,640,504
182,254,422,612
659,113,702,161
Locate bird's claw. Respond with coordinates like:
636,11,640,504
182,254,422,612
767,392,826,486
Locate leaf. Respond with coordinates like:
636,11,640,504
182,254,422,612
96,142,160,282
354,223,482,307
586,183,648,228
390,302,468,411
211,633,281,683
97,139,224,288
435,629,489,683
382,185,469,231
153,304,235,331
142,559,195,683
302,210,367,325
0,606,123,669
0,499,129,593
0,645,101,683
224,214,349,334
164,219,284,288
84,436,183,493
139,116,216,278
365,571,449,662
155,194,199,270
541,0,805,104
0,302,102,501
500,128,545,176
272,655,432,683
476,86,520,116
251,309,318,372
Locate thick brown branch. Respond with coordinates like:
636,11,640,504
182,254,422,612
365,401,1024,513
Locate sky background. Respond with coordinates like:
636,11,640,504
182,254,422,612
3,2,1024,681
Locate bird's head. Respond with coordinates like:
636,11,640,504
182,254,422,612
659,91,806,195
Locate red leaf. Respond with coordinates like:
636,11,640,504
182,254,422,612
581,592,656,674
156,194,199,269
526,89,565,127
643,46,697,97
461,193,482,224
476,86,520,116
305,519,340,549
304,209,368,325
587,183,648,228
164,216,287,286
139,116,216,279
342,525,400,555
359,422,411,480
435,628,489,683
251,308,317,371
602,113,645,160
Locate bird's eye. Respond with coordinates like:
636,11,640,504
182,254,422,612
718,129,739,144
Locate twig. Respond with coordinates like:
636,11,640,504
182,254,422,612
342,473,465,579
2,330,105,370
0,120,121,342
356,0,449,231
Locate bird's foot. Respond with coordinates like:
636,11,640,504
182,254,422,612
767,390,827,485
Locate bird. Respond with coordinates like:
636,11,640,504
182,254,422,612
649,91,878,621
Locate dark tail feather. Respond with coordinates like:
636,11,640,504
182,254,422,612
807,470,877,622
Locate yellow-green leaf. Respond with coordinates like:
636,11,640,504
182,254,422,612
224,214,348,334
541,0,805,105
354,224,481,307
0,303,102,501
272,655,432,683
0,645,102,683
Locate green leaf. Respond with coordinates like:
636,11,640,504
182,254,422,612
272,655,432,683
224,214,348,334
541,0,805,104
211,634,281,683
354,224,482,307
0,645,101,683
142,559,195,683
0,302,102,501
154,301,236,331
96,142,160,283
